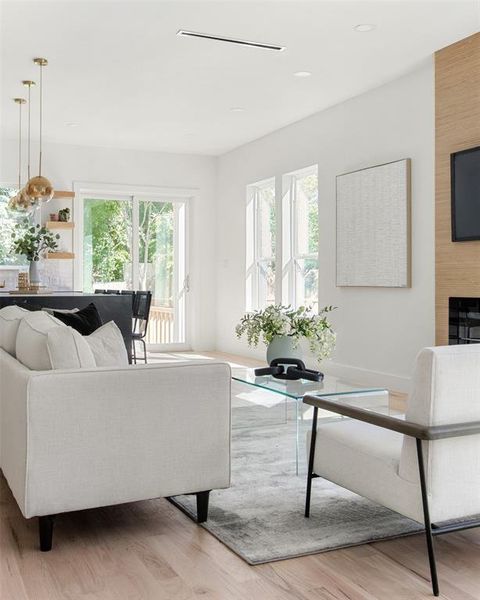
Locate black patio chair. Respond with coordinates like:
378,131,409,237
132,291,152,364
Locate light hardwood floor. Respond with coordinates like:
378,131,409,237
1,352,479,600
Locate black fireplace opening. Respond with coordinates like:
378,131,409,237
449,297,480,345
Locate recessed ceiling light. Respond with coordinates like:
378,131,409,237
354,24,376,32
65,122,79,127
230,107,245,113
294,71,312,78
177,30,285,52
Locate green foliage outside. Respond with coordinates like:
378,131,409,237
83,199,174,302
0,187,28,265
299,173,319,255
84,199,132,287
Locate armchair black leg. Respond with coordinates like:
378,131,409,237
196,491,210,523
416,439,439,597
39,515,55,552
305,406,318,518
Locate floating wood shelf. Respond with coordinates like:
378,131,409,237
53,190,75,199
47,252,75,259
46,221,74,229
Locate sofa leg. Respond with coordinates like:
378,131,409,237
39,515,55,552
196,491,210,523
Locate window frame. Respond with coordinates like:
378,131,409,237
245,177,276,311
282,165,319,309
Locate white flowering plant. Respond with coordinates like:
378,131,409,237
235,304,336,362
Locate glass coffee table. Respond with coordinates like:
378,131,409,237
232,368,389,474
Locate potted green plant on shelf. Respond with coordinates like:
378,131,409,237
235,304,337,364
58,207,70,222
11,222,60,286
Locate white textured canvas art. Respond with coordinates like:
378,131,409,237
336,158,411,287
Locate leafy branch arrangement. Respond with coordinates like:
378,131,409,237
235,304,337,362
11,222,60,262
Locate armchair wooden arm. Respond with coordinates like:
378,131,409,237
303,394,480,440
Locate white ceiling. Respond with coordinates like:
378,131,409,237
1,0,479,156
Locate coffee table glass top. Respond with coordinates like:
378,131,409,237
231,367,386,400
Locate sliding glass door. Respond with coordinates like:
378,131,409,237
81,194,188,347
137,199,187,346
83,196,133,292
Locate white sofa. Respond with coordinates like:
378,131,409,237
0,346,231,551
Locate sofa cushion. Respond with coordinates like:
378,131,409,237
0,305,29,356
53,302,103,335
46,326,96,370
85,321,128,367
16,311,67,370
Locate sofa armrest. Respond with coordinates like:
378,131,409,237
0,349,32,511
20,361,231,518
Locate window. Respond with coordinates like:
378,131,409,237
245,166,319,312
0,187,29,289
246,178,276,311
0,187,26,266
282,166,319,310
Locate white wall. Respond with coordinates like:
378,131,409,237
0,141,217,350
215,62,435,391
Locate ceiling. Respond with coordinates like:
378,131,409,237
1,0,479,156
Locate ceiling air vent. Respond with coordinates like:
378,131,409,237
177,30,285,52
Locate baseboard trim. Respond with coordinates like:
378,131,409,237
215,343,412,394
322,360,411,394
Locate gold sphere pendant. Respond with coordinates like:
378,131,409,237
25,175,54,204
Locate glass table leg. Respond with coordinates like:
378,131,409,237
295,397,299,476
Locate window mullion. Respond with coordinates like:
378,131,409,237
131,195,140,290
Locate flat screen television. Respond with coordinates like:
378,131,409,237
451,145,480,242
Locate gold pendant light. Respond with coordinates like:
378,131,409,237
24,58,54,206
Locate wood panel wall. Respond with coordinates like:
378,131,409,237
435,33,480,345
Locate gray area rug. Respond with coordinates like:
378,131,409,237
172,382,422,564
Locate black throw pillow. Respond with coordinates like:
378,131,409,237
53,302,103,335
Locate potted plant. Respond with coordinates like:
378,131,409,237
58,207,70,222
11,222,60,286
235,304,336,364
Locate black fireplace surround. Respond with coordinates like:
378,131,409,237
449,297,480,345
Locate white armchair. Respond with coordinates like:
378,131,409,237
304,344,480,597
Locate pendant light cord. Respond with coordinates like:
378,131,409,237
27,85,31,180
13,98,25,197
39,63,43,177
17,101,23,189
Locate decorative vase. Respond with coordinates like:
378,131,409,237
29,260,41,287
266,335,303,363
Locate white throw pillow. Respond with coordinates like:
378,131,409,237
46,326,96,370
0,305,29,356
15,311,67,370
85,321,129,367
